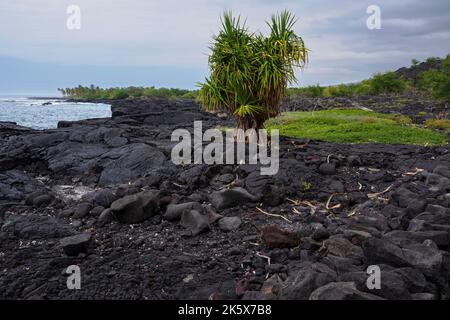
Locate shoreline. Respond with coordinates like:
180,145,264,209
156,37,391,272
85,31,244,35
0,97,449,300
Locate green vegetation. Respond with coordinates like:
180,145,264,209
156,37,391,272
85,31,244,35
265,109,448,146
302,181,312,192
425,119,450,132
197,11,308,130
288,54,450,99
419,54,450,99
58,85,197,100
286,72,411,97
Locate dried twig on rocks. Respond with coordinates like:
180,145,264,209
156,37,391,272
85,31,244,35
256,207,292,223
403,168,424,176
172,182,185,188
325,194,341,210
219,175,239,190
256,252,271,266
367,184,393,199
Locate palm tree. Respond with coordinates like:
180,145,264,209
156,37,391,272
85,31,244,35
198,10,308,130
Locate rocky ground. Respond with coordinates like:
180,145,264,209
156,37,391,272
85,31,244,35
0,97,449,300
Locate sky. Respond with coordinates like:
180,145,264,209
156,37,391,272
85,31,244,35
0,0,449,96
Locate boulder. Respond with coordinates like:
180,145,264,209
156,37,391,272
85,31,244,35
391,187,418,208
98,208,114,224
218,217,242,232
60,233,92,256
362,237,443,277
323,237,364,263
110,190,159,224
279,263,337,299
164,202,203,221
180,210,209,236
32,194,54,207
318,163,336,175
309,282,384,300
340,270,412,299
209,187,256,210
72,202,93,219
385,230,449,247
1,215,75,239
262,225,300,249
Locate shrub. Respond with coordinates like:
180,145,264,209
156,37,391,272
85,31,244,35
425,119,450,132
419,54,450,99
367,72,410,94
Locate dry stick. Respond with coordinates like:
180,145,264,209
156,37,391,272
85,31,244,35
286,198,300,205
256,252,271,266
325,194,341,210
172,182,185,188
403,168,425,176
255,207,292,223
367,184,393,200
219,175,239,190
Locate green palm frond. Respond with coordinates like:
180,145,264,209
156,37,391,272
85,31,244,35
233,104,263,118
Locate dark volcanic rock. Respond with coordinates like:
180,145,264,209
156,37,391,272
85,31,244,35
262,226,300,249
98,143,167,186
1,96,449,300
180,210,209,236
164,202,203,221
279,263,337,299
110,190,159,224
73,202,93,219
209,187,256,210
1,215,75,239
309,282,384,300
60,233,92,256
218,216,242,232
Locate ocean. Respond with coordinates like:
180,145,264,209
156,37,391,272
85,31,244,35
0,97,111,130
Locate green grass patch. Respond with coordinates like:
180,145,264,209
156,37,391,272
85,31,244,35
265,109,448,146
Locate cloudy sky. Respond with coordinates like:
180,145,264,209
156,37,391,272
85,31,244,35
1,0,449,95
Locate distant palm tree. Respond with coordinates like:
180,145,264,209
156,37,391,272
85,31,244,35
198,10,308,130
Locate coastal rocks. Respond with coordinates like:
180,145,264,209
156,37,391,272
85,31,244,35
262,226,300,249
318,163,336,175
244,172,284,206
72,202,93,219
309,282,384,300
31,194,54,207
110,190,159,224
98,208,114,224
0,215,75,240
323,237,364,264
391,187,418,208
362,237,444,277
180,210,209,236
98,143,167,186
279,263,337,299
385,230,449,247
218,216,242,232
1,96,449,299
60,233,92,256
339,270,412,299
164,202,203,221
209,187,256,210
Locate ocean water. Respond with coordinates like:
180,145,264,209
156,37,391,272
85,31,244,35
0,97,111,130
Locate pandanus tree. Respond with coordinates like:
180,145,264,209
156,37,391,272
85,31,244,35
198,10,308,130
